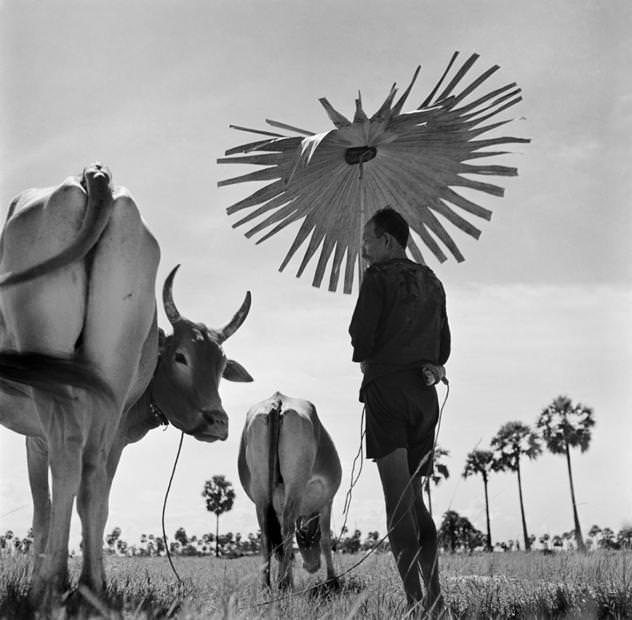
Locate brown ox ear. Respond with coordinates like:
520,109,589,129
223,359,253,382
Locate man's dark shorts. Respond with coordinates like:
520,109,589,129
361,369,439,477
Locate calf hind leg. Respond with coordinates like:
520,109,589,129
278,496,299,590
256,504,277,589
319,503,339,587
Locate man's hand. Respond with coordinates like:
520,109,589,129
422,363,446,386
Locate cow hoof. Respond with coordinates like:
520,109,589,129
30,585,67,619
327,576,341,591
278,577,292,591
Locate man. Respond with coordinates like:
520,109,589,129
348,207,450,615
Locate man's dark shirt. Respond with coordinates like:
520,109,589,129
348,258,451,394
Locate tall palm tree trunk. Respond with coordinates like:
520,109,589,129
483,474,492,551
215,514,219,558
516,461,531,551
565,442,586,552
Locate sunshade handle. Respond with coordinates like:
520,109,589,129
358,162,366,286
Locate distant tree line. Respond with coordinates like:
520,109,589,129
2,394,618,559
434,513,632,554
2,520,630,559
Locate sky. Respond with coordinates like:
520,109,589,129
0,0,631,553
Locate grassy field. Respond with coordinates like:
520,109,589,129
1,550,631,619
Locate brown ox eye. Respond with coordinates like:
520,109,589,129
175,352,188,365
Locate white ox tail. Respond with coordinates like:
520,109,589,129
0,165,114,288
0,164,116,402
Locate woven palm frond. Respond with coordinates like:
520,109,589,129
218,51,530,294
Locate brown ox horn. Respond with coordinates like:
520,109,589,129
162,264,183,326
217,291,252,343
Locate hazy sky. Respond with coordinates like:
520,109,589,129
1,0,631,553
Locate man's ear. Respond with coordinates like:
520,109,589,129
223,359,254,382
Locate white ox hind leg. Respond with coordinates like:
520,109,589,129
31,389,89,610
25,436,50,576
76,436,110,593
75,189,160,595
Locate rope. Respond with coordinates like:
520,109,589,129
338,406,366,539
162,430,185,585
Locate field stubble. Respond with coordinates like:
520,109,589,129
0,550,630,619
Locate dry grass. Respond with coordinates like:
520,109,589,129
1,550,630,619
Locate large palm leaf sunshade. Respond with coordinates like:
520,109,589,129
218,51,530,294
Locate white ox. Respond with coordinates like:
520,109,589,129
0,164,252,612
238,392,342,589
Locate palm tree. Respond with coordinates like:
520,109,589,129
462,449,495,551
202,475,236,557
423,445,450,518
491,421,541,551
536,395,595,553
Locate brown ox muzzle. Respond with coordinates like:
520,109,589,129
190,407,229,443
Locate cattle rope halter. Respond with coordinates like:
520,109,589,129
149,399,169,427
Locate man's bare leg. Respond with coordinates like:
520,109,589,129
412,477,444,615
376,449,423,606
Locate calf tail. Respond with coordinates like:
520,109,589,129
267,400,283,560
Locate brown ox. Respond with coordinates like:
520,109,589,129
0,164,252,612
238,392,342,589
11,266,253,575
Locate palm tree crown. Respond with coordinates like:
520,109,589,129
424,445,450,518
463,449,494,480
491,421,541,471
428,446,450,487
536,395,595,454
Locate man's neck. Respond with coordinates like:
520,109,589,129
382,248,407,262
371,257,407,268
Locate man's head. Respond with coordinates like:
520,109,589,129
362,207,409,265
